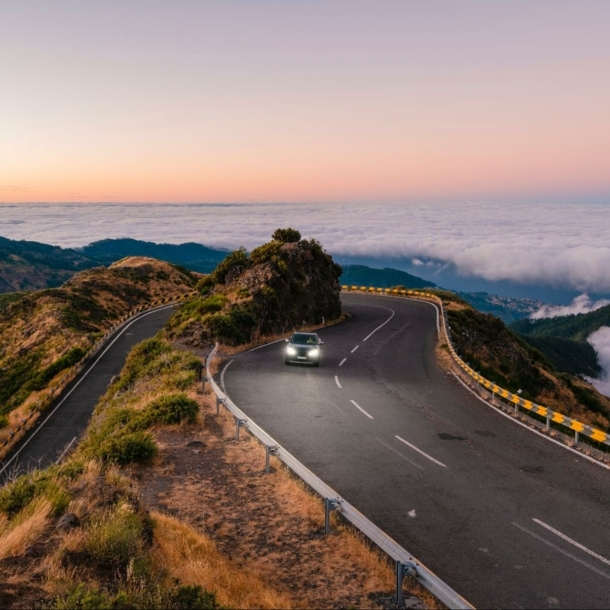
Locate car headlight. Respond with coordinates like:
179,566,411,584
308,348,320,357
287,346,297,355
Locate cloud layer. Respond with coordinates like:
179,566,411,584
586,327,610,398
1,201,610,293
531,295,610,319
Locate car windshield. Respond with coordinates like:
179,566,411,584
291,333,318,345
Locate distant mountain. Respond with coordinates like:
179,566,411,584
511,304,610,342
339,264,435,289
0,235,96,292
459,292,543,324
81,238,228,273
0,236,230,294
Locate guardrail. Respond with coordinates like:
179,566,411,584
0,291,197,458
342,285,610,452
206,344,473,609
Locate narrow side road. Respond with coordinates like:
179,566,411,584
0,306,175,480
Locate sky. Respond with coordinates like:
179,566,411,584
1,1,610,204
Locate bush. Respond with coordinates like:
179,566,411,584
272,227,301,243
97,432,158,465
196,275,215,295
144,393,199,425
0,469,71,517
211,247,249,284
208,304,257,346
250,241,282,265
48,583,221,610
83,503,146,569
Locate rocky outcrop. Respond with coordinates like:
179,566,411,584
168,231,342,347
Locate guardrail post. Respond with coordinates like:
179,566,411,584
235,418,247,441
546,416,551,431
396,561,417,606
575,431,579,444
201,377,207,393
265,445,278,473
216,396,224,416
324,498,341,535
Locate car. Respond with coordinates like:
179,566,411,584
285,332,324,366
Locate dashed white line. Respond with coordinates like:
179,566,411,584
512,521,610,580
533,519,610,567
363,308,395,342
335,375,342,389
351,345,359,353
350,400,374,419
395,435,447,468
339,358,347,367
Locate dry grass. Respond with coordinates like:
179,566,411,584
152,512,292,609
0,498,52,559
137,390,433,609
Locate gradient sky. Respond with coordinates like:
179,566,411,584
1,1,609,204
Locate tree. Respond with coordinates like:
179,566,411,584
272,228,301,243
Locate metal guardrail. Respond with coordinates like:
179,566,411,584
206,344,474,609
342,285,610,451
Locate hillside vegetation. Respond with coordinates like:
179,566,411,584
0,257,195,431
445,298,610,431
168,229,342,348
511,304,610,341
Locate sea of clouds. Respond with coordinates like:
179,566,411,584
1,201,610,293
586,327,610,398
531,294,610,319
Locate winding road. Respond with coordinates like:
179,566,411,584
0,306,175,480
221,293,610,609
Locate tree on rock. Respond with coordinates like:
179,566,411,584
272,228,301,243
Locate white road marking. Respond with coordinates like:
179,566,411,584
395,435,448,468
452,371,610,471
55,436,77,465
408,509,417,518
220,359,235,393
533,519,610,568
512,522,610,581
335,375,342,389
247,337,289,352
351,345,359,353
350,400,374,419
363,308,396,342
374,437,423,470
0,305,175,477
339,358,347,367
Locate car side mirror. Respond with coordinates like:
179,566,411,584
285,338,289,342
319,340,324,345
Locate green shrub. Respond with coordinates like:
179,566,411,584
250,241,282,265
48,583,221,610
0,469,71,518
83,504,146,569
144,393,199,425
196,275,215,295
211,247,249,284
208,304,257,346
97,432,158,465
272,227,301,243
0,414,8,428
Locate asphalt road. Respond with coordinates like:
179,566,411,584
221,293,610,609
0,306,175,480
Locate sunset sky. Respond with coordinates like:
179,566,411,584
1,1,609,204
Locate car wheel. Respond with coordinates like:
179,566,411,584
285,359,290,365
313,361,319,367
